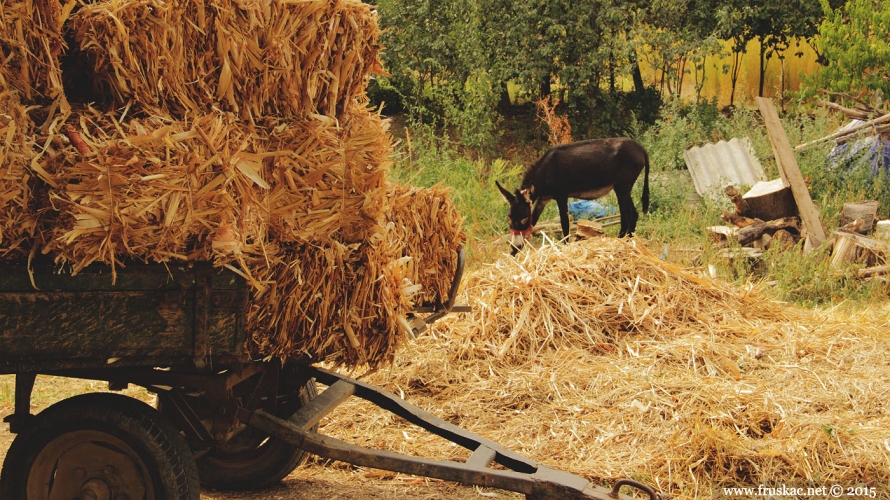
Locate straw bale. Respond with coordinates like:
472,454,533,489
0,0,67,105
246,236,416,368
0,88,38,258
68,0,384,119
318,238,890,498
384,183,466,306
44,103,389,275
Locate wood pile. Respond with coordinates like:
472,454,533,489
0,0,464,368
707,183,803,258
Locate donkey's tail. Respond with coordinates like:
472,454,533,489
641,150,650,214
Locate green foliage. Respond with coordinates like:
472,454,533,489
367,77,405,115
388,126,523,264
806,0,890,102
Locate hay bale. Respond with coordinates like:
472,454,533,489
44,103,390,277
246,237,415,368
0,88,38,259
0,0,67,105
68,0,385,118
385,182,466,306
323,238,890,496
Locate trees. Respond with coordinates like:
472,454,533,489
808,0,890,103
373,0,840,148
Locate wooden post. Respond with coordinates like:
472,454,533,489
756,97,827,249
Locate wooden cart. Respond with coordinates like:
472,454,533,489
0,252,656,500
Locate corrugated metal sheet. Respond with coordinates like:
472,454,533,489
683,137,766,198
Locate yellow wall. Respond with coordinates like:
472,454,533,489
638,38,821,106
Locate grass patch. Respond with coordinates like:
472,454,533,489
390,99,890,308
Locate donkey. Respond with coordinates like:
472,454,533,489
496,137,650,254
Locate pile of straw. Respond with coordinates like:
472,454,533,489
322,238,890,497
68,0,385,118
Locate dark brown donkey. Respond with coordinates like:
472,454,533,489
496,137,650,254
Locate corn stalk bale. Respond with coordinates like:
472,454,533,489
384,182,466,305
246,235,415,368
317,237,890,497
68,0,385,119
0,0,67,106
44,103,389,277
0,88,38,258
266,104,391,245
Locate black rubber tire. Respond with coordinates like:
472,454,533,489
195,379,318,491
0,392,199,500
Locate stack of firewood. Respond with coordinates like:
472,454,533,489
707,182,803,259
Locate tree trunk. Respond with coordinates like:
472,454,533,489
416,73,425,125
630,51,645,93
758,38,766,98
498,82,512,113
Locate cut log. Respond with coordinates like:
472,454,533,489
769,229,799,251
741,179,799,221
859,264,890,278
735,217,801,246
721,210,762,228
830,231,890,268
837,218,865,235
840,200,879,233
575,219,604,239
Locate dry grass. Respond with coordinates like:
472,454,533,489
320,237,890,498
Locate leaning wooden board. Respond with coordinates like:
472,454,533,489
0,260,249,373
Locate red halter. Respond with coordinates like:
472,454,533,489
510,226,534,239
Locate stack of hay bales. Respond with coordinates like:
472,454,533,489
0,0,465,368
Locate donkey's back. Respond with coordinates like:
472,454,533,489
522,138,649,204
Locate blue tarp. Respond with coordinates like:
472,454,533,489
828,123,890,175
567,200,617,220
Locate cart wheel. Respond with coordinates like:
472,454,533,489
0,392,199,500
195,379,318,490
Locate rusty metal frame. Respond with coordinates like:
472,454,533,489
239,365,657,500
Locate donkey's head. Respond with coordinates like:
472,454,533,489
496,181,534,254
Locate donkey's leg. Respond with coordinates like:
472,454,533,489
555,196,571,240
614,184,638,237
531,198,550,226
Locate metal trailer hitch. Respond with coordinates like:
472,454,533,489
239,365,660,500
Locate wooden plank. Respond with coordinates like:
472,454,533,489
795,111,890,151
756,97,827,249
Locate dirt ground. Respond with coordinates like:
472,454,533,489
0,375,519,500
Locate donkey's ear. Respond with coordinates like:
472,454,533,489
495,181,515,203
521,185,534,204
